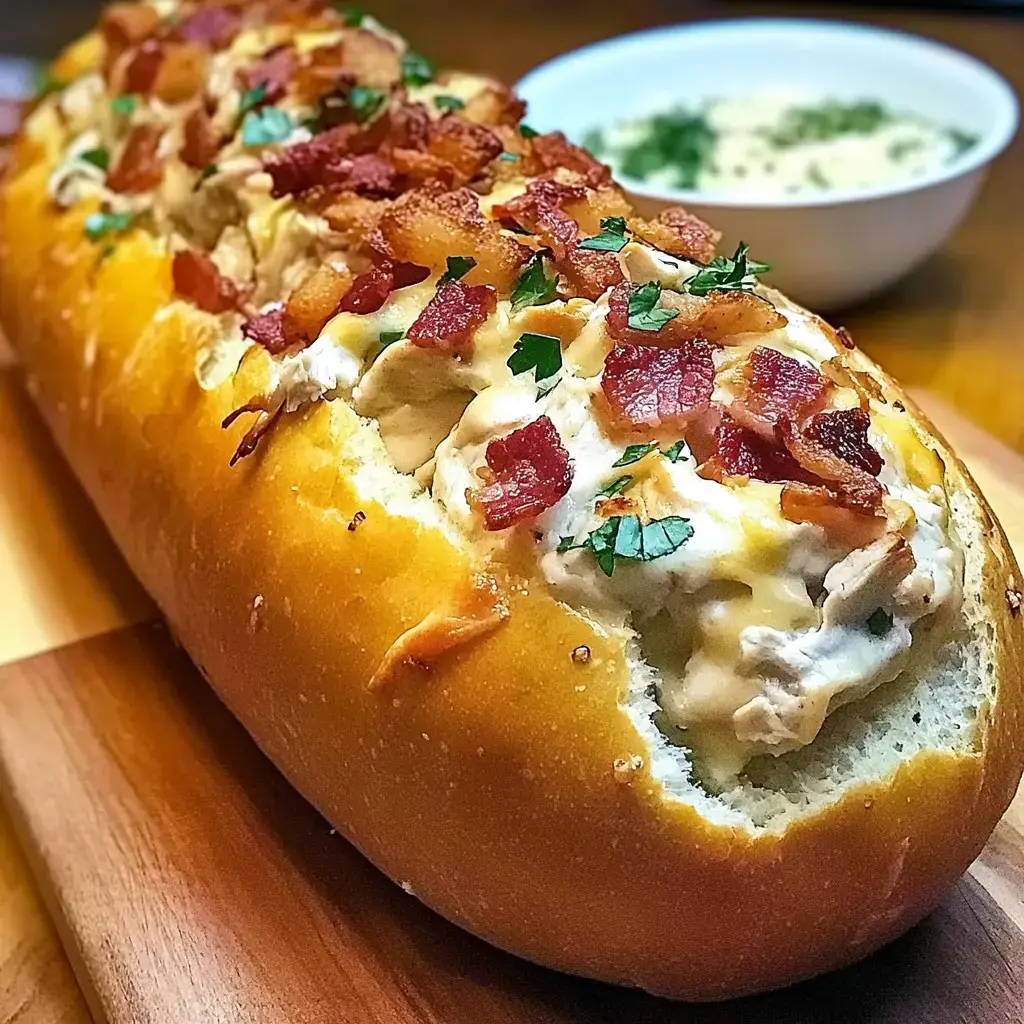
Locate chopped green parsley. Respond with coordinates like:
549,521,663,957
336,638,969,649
687,242,770,297
401,50,435,88
84,210,135,242
510,254,558,312
434,94,465,113
507,333,561,383
627,281,678,332
241,107,293,147
441,255,476,282
558,515,693,577
349,85,387,124
578,216,628,253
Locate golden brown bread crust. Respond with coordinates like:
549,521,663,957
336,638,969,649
3,39,1024,1002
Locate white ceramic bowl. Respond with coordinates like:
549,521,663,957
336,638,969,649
516,19,1018,309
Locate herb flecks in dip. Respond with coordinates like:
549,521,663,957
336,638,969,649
585,93,979,198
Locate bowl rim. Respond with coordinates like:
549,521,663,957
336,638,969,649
515,17,1020,210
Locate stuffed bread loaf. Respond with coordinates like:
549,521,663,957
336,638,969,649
2,0,1023,1000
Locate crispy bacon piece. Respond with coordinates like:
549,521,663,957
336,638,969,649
374,186,530,290
338,258,429,315
282,264,353,345
606,282,782,347
777,417,884,516
407,279,497,353
426,115,503,186
527,131,610,187
340,27,401,89
242,307,290,355
779,483,886,545
494,177,584,259
264,127,399,197
100,2,160,62
601,340,716,437
237,46,296,105
698,419,814,485
152,42,207,104
119,39,165,94
172,249,242,315
471,416,573,531
630,207,720,264
806,408,883,476
181,104,222,168
173,5,242,49
107,123,164,194
730,346,832,438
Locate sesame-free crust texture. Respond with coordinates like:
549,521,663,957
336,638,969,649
3,44,1024,1003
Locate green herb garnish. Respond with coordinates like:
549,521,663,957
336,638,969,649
401,49,435,88
379,330,405,347
866,608,894,637
349,85,386,124
434,94,465,112
239,81,269,116
84,210,134,242
441,255,476,282
510,253,558,312
578,215,628,253
686,242,770,297
768,100,890,148
241,107,293,147
34,66,65,101
559,515,693,577
613,443,658,468
663,440,688,463
507,332,561,383
498,151,520,162
79,148,110,172
336,3,366,24
110,94,136,117
616,108,716,189
626,281,679,332
597,475,633,499
948,128,979,158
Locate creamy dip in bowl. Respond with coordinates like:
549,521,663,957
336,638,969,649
517,20,1018,309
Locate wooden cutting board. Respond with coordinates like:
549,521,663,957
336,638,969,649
0,384,1022,1023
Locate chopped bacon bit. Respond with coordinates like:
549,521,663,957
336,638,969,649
181,104,222,168
374,186,530,290
388,101,433,150
806,408,883,476
324,153,401,197
237,46,296,105
338,263,393,315
698,419,812,485
407,279,497,353
223,396,284,467
630,207,720,264
107,123,164,194
528,131,610,186
780,483,886,545
462,84,527,128
100,2,161,61
173,5,242,49
119,38,165,94
242,308,290,355
264,126,397,197
777,417,884,515
283,264,353,345
559,247,623,301
426,115,503,186
494,179,582,260
730,346,831,438
152,42,207,104
337,258,430,316
471,417,573,531
601,340,717,437
172,249,242,315
340,27,401,89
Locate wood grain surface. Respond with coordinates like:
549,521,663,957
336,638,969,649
0,623,1020,1024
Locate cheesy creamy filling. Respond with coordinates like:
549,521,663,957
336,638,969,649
34,1,962,783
